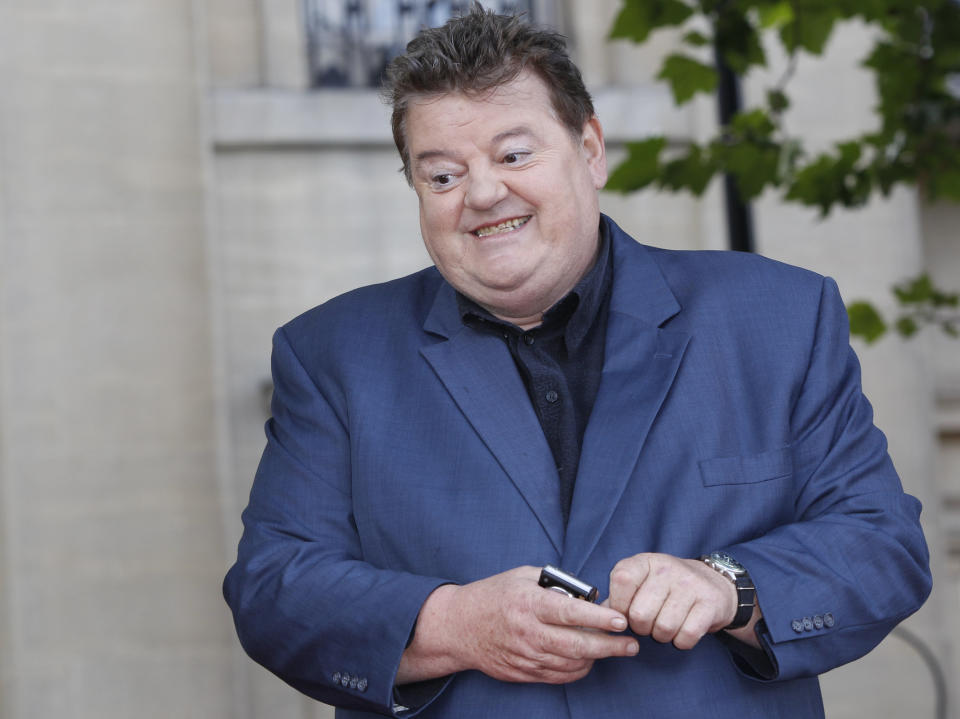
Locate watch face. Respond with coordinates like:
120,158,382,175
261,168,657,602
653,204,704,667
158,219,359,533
708,551,745,574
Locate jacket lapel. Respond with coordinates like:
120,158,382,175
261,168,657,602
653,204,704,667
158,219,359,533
563,223,689,574
420,282,565,554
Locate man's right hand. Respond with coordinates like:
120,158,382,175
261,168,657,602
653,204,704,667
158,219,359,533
396,566,639,685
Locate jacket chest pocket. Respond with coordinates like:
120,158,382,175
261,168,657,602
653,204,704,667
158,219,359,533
698,446,793,487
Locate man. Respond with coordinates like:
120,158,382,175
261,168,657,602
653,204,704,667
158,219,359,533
224,5,931,718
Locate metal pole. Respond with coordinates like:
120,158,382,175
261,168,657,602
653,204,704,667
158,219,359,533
714,41,756,253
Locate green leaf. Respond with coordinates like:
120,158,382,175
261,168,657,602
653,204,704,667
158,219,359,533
606,137,667,193
847,301,888,343
757,1,794,30
767,89,790,113
785,141,872,215
730,109,777,138
660,145,717,195
895,316,919,338
609,0,693,43
657,54,718,104
779,6,841,55
682,30,710,47
713,141,781,198
715,9,767,74
893,274,934,305
927,166,960,201
894,273,960,309
836,140,862,165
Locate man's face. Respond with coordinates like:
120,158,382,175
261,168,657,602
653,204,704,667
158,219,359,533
404,70,608,327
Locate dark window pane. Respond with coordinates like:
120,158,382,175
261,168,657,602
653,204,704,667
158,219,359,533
304,0,537,88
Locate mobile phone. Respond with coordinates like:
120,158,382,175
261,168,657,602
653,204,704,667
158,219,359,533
538,565,598,602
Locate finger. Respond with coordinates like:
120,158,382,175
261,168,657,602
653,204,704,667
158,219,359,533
536,590,628,632
508,661,595,685
649,589,694,645
607,555,650,615
486,648,593,684
672,601,715,651
625,577,670,637
544,625,640,661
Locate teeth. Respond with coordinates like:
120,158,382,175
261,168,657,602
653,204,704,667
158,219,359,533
475,216,530,237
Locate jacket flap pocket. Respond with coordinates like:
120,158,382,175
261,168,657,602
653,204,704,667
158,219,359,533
699,446,793,487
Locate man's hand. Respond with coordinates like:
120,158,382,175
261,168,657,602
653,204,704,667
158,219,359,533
606,553,746,651
397,566,639,685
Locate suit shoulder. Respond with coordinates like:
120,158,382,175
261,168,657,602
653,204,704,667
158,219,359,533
646,246,827,308
647,245,823,285
280,266,443,356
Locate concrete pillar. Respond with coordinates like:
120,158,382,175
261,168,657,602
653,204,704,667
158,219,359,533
0,2,234,716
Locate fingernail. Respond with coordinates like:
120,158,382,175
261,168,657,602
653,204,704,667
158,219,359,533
627,642,639,655
612,617,627,630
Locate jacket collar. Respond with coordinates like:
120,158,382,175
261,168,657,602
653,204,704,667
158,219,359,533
423,214,681,339
420,214,687,563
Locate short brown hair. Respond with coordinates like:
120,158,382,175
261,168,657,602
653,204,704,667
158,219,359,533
381,2,595,183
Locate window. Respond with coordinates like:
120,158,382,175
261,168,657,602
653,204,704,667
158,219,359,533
303,0,539,88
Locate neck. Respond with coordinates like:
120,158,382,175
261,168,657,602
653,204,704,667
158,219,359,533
492,311,543,330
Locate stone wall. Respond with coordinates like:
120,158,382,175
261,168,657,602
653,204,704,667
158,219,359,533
0,1,956,717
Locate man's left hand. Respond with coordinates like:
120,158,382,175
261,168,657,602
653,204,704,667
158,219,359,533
605,553,749,650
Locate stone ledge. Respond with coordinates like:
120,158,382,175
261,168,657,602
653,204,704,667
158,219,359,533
209,84,690,149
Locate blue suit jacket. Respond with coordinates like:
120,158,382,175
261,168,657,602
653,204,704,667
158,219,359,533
224,216,930,718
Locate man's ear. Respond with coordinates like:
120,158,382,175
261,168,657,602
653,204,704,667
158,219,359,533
582,116,608,189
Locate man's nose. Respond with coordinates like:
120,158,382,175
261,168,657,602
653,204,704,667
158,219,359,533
463,166,508,210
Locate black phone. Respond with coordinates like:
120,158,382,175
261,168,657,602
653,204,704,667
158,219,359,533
538,565,598,602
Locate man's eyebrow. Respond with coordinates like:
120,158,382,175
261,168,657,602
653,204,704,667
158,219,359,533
413,149,456,165
413,126,537,165
491,126,535,144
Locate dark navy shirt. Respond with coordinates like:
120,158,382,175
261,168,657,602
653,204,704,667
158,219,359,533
457,223,613,524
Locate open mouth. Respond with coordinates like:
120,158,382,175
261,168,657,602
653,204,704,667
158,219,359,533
473,216,532,238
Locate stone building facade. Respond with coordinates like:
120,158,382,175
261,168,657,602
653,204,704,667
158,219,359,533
0,1,957,717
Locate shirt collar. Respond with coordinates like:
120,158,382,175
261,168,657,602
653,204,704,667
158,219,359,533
456,220,612,352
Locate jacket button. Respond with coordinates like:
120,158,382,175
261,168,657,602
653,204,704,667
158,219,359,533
824,613,835,628
349,676,358,689
358,677,368,692
791,619,804,633
332,672,341,684
340,674,351,687
802,617,814,631
813,615,824,630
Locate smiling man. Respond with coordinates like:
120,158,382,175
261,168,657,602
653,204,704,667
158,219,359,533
224,5,931,718
406,71,607,329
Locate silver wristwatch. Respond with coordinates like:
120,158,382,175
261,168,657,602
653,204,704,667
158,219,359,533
700,551,756,629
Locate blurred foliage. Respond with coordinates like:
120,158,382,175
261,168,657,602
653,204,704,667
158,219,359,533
607,0,960,342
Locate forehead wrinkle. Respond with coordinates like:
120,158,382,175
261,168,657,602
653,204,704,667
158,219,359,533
415,124,536,165
491,125,536,145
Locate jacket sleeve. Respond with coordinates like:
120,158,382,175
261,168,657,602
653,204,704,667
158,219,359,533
722,276,932,680
223,326,452,716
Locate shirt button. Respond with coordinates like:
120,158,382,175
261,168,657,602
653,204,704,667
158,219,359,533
523,335,535,345
545,390,559,403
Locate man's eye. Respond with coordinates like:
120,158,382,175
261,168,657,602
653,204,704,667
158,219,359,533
433,174,452,186
503,151,528,164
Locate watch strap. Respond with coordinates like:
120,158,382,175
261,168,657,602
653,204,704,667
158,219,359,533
727,575,756,629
